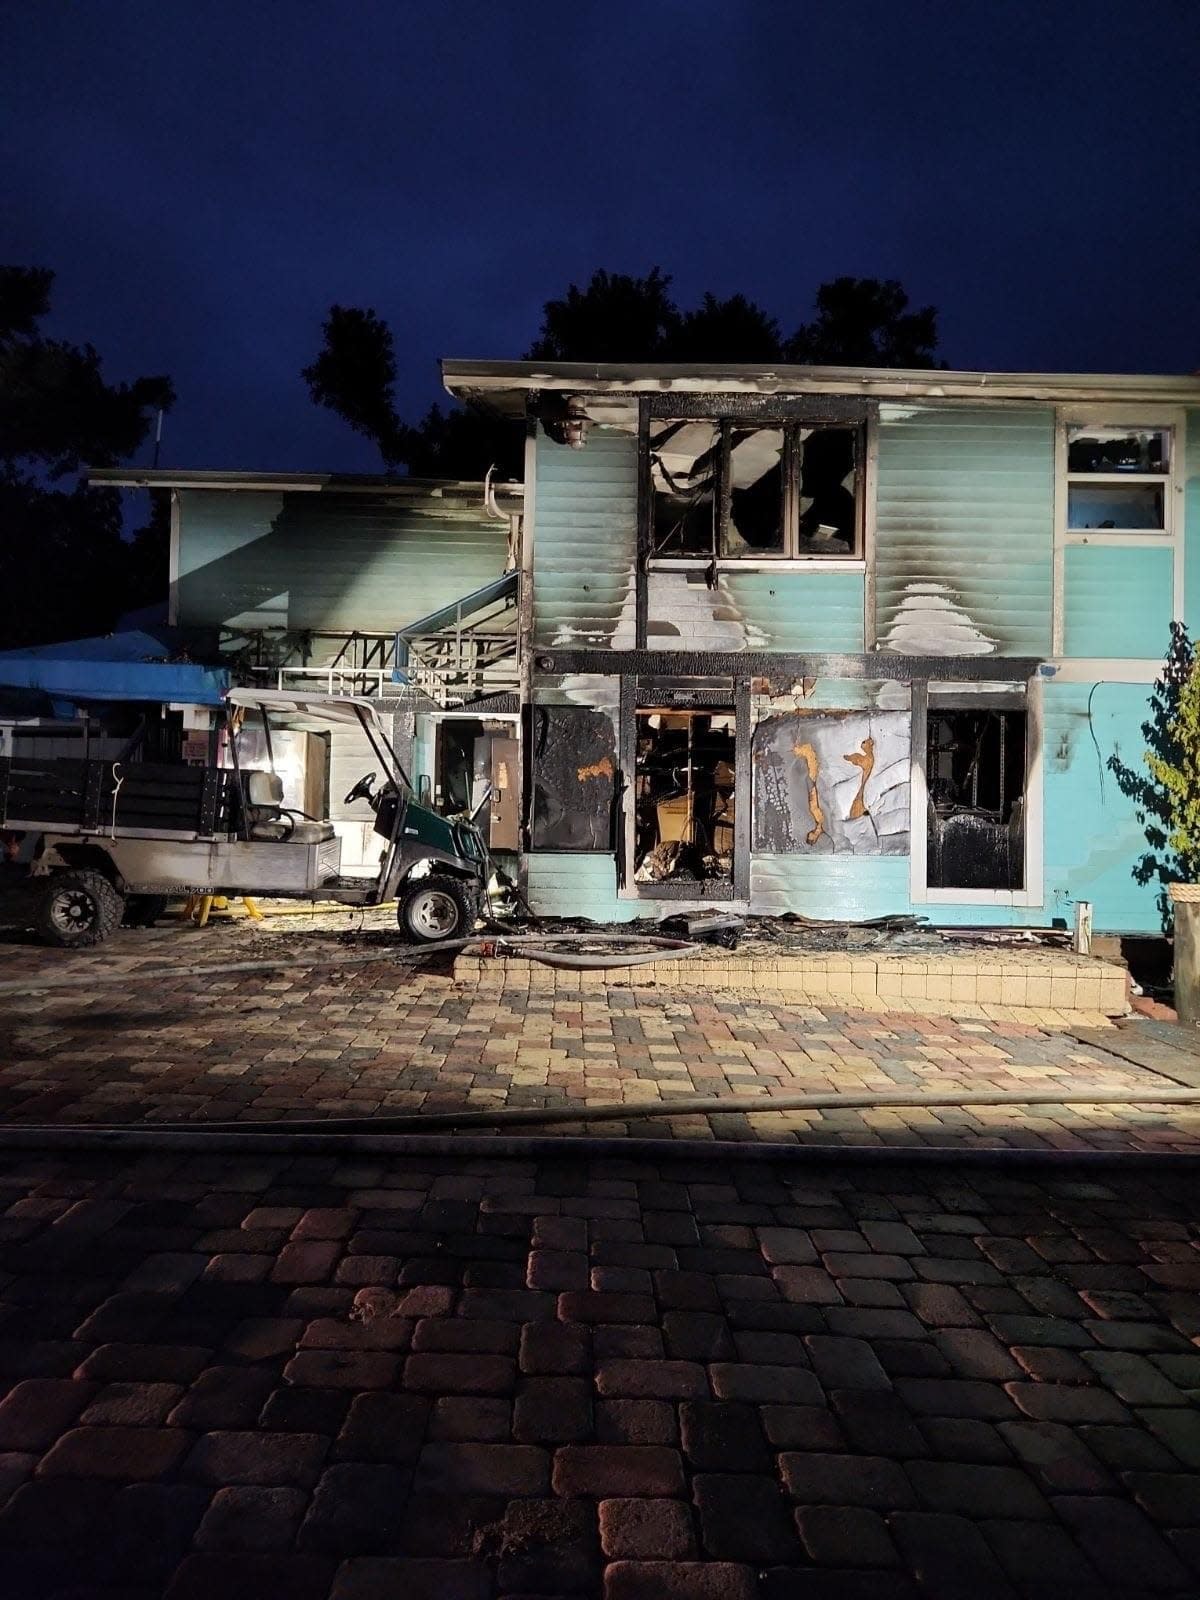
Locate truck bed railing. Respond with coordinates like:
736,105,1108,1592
0,757,242,837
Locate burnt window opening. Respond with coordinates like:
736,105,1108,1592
649,419,861,559
926,707,1026,891
633,710,735,897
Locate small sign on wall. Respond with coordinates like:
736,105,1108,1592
182,735,209,766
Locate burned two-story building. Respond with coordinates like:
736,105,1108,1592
91,362,1200,937
443,360,1200,935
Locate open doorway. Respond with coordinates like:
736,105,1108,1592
432,716,519,851
926,706,1027,891
633,709,736,897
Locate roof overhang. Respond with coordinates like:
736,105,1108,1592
87,468,522,501
442,359,1200,418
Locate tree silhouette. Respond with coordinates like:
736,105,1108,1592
1108,622,1200,928
303,267,943,478
0,267,175,650
302,305,408,469
786,277,940,367
669,291,783,364
528,267,680,362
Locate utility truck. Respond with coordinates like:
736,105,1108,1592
0,689,490,948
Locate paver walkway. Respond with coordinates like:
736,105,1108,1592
2,926,1199,1150
0,1146,1197,1598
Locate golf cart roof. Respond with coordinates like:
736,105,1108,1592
226,688,393,731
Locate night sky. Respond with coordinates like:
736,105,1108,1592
4,1,1198,475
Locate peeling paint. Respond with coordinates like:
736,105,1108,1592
758,709,910,855
845,736,874,818
791,742,827,846
875,406,1053,658
879,582,996,656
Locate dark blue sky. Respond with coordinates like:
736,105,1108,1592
4,0,1198,473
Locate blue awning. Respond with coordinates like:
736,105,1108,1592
0,628,229,708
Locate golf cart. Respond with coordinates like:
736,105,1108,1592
0,688,491,948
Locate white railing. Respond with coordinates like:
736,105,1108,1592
401,631,519,706
248,665,395,697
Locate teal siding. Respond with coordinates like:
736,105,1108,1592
646,568,864,651
178,491,286,629
750,855,909,918
533,425,637,648
748,855,1048,928
178,489,507,638
1063,545,1173,658
875,406,1053,656
1042,680,1161,932
722,570,864,650
524,852,640,921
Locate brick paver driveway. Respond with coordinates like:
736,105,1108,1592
0,1146,1197,1598
1,922,1199,1151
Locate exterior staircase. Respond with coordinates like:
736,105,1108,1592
392,572,519,707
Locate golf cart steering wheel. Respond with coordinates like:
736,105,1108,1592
344,771,377,806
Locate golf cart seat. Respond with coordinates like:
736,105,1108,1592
244,771,336,845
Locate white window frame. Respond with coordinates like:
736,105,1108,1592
1052,406,1185,656
909,678,1044,908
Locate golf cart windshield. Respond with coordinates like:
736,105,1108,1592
225,688,412,792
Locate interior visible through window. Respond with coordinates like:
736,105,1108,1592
1065,424,1171,533
649,418,861,559
926,707,1026,891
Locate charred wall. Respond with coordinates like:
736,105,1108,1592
530,703,618,851
874,406,1053,658
752,707,910,855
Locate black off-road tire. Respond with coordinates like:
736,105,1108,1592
123,894,170,929
397,874,477,944
35,869,125,948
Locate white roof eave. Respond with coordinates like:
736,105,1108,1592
441,359,1200,414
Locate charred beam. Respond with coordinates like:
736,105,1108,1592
533,650,1044,683
647,393,876,422
635,397,651,648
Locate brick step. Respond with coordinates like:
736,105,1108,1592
453,949,1129,1023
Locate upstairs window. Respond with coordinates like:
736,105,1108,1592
649,418,862,560
1065,425,1172,534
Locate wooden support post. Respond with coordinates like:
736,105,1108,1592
1170,884,1200,1024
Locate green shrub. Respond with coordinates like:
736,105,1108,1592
1109,622,1200,927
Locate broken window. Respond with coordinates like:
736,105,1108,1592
926,707,1026,891
724,427,786,556
649,420,721,555
633,710,735,896
649,418,861,559
1065,425,1171,533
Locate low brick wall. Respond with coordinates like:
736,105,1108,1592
454,945,1129,1022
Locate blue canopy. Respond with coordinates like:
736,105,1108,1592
0,628,229,708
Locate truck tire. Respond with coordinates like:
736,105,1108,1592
123,894,170,929
397,874,477,943
35,869,125,948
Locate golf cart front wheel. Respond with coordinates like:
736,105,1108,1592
35,869,125,948
398,875,476,943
